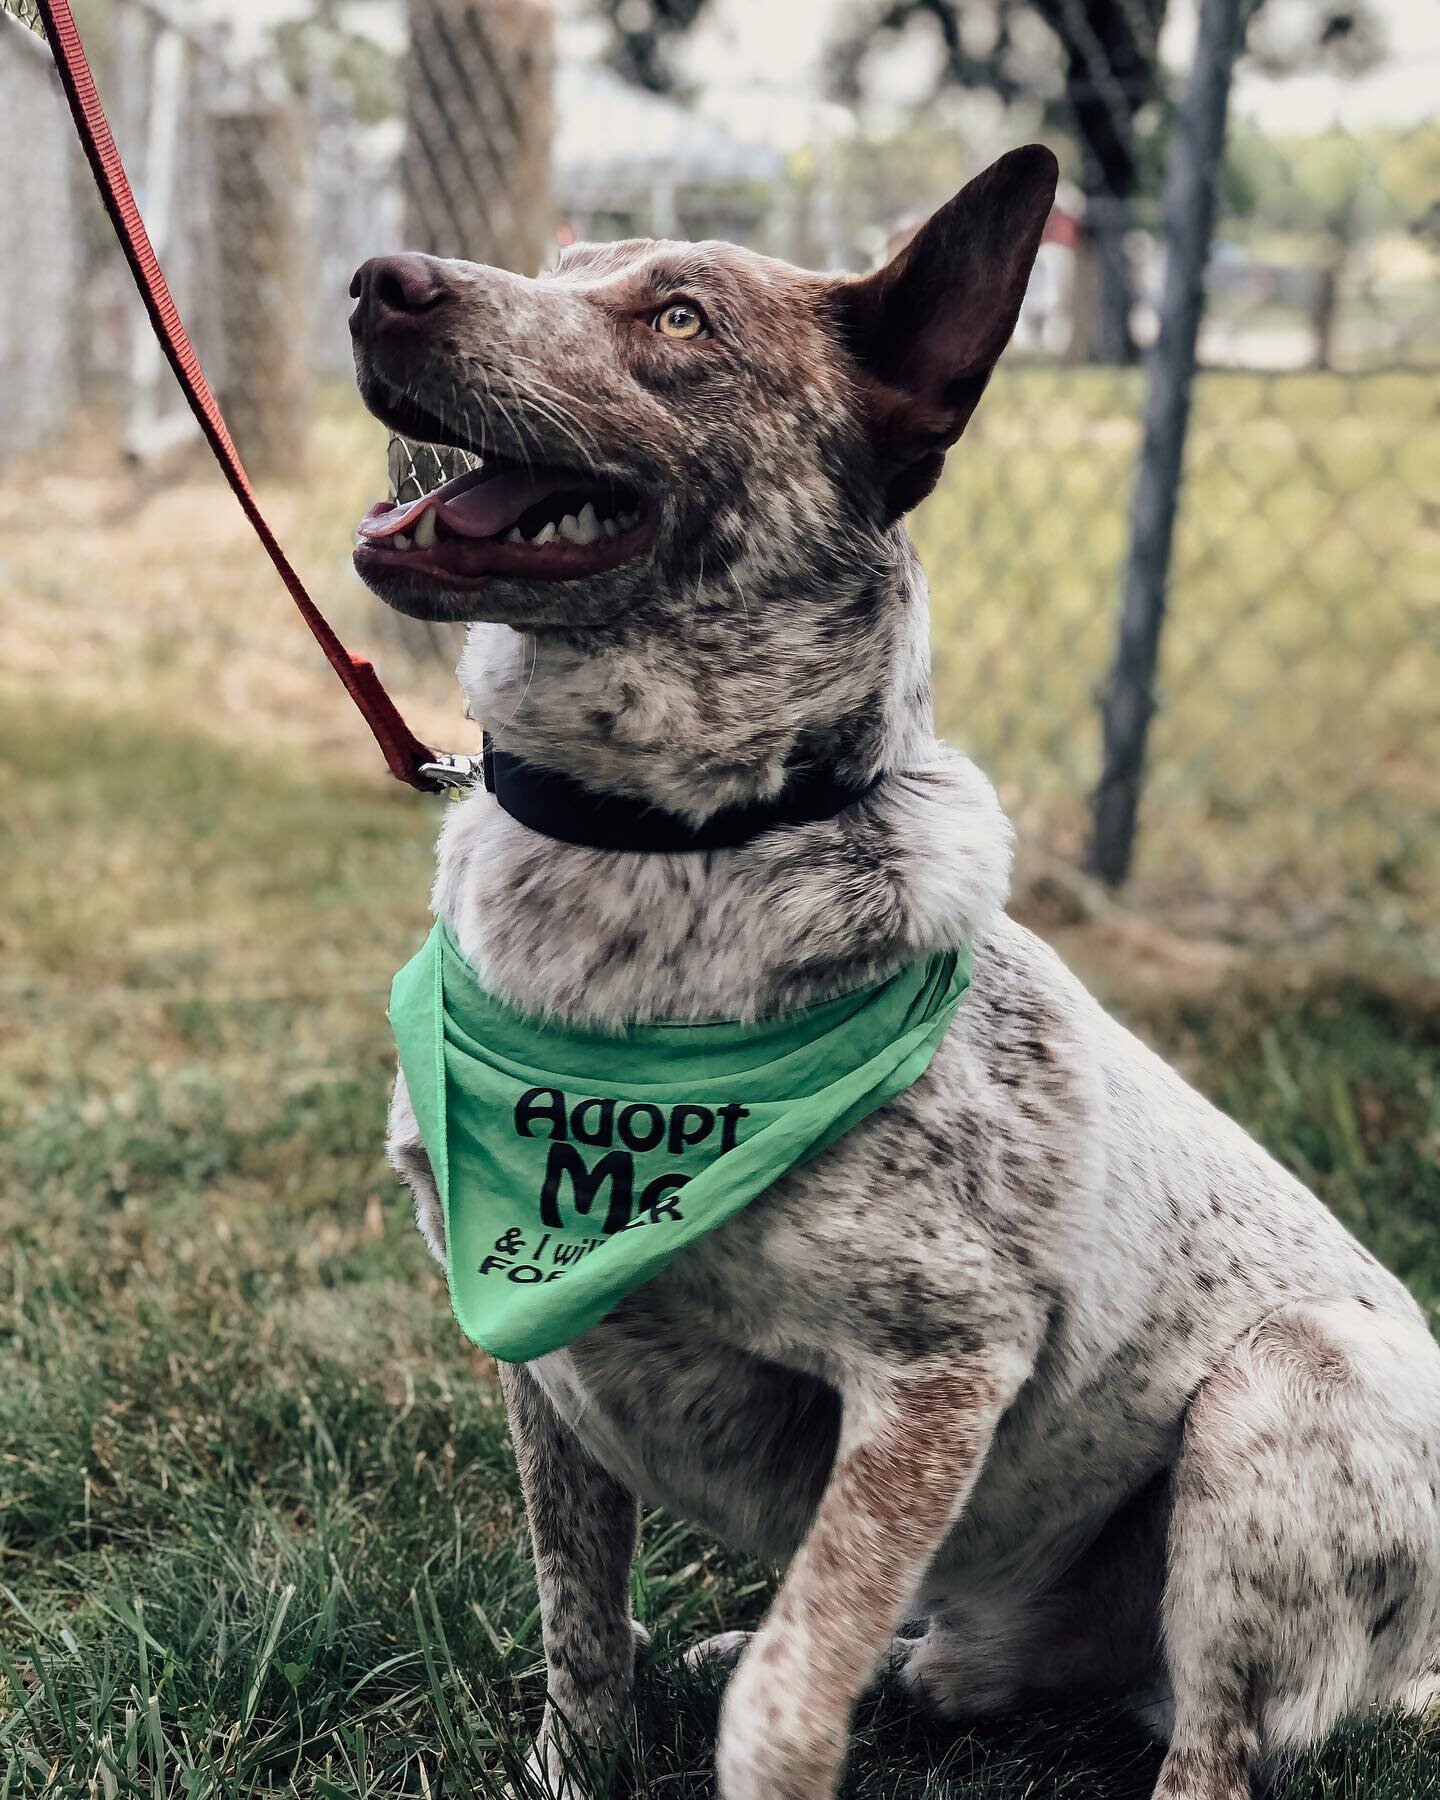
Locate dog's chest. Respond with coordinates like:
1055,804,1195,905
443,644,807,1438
515,1084,1103,1561
519,1209,1160,1573
512,1025,1410,1576
415,821,1416,1564
519,1192,840,1555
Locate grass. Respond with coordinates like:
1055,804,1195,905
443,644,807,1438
1,370,1437,1793
3,679,1439,1797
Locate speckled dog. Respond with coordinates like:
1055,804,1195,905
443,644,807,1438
348,147,1440,1800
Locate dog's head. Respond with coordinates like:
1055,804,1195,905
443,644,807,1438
350,146,1057,632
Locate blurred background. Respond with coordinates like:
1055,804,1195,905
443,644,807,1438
3,0,1437,940
1,4,1438,1795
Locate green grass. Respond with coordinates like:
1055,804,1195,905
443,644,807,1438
3,684,1440,1796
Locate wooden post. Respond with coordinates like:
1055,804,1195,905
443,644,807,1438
0,11,82,459
213,103,311,483
1086,0,1244,886
403,0,554,274
390,0,555,524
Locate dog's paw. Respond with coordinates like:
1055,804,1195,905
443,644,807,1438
683,1628,751,1673
716,1639,847,1800
503,1736,596,1800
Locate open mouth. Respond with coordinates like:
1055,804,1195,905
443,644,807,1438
354,461,655,589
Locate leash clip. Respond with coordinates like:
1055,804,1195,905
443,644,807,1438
416,751,481,792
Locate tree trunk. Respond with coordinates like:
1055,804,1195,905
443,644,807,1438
1090,191,1137,364
382,0,556,664
1310,194,1357,372
402,0,554,273
1041,0,1157,365
1072,189,1137,365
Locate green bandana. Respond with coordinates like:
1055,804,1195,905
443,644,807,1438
390,922,970,1363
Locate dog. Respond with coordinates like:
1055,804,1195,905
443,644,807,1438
348,146,1440,1800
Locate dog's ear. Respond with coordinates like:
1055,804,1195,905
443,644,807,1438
832,144,1059,518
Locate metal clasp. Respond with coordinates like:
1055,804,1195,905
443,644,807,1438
416,751,481,792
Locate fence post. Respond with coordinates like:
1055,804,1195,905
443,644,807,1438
0,9,82,460
1086,0,1245,885
388,0,556,553
213,102,311,483
402,0,554,274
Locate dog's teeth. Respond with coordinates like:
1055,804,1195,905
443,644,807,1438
505,526,524,542
393,532,412,551
412,509,438,549
618,510,638,531
601,516,618,538
533,520,557,545
557,512,583,544
573,501,602,545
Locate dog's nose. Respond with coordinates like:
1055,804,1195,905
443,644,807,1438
349,253,449,342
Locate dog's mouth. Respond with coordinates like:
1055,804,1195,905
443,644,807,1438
353,460,655,590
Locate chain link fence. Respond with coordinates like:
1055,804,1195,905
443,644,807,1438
908,114,1438,934
1,1,81,455
2,0,1435,945
813,0,1438,939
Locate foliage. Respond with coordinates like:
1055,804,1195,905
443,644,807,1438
1242,0,1387,81
1224,119,1440,241
269,12,401,126
593,0,711,97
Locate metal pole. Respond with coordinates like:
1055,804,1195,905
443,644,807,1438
1086,0,1245,885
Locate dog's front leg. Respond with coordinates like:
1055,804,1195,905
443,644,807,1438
716,1360,1012,1800
499,1361,641,1794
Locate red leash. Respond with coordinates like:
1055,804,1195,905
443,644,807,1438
33,0,467,792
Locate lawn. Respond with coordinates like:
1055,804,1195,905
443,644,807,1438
2,376,1438,1796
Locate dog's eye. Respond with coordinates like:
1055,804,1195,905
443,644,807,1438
652,302,707,341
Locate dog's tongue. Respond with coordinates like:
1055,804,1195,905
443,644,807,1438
358,464,569,541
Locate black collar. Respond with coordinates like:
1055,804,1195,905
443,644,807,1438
480,732,881,853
